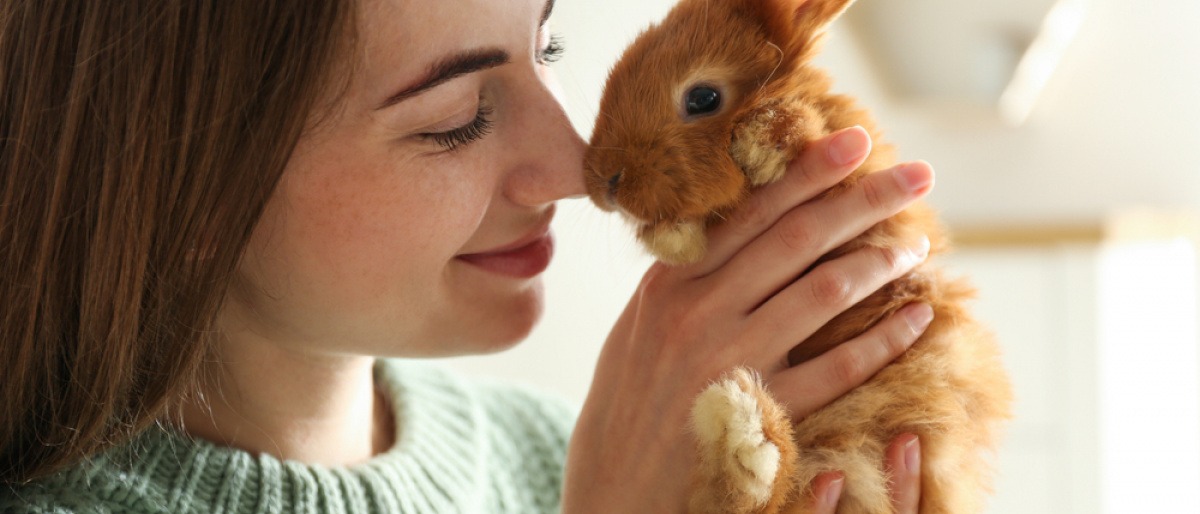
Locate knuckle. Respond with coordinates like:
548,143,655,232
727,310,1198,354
876,245,904,274
790,157,819,188
732,200,772,233
861,175,891,212
775,218,815,252
879,322,911,356
810,269,852,308
830,347,869,385
638,262,674,296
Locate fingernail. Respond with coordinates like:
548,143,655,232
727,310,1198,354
904,435,921,473
828,126,868,166
905,303,934,335
897,236,930,272
824,475,845,506
912,234,930,260
895,161,933,193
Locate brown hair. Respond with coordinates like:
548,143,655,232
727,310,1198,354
1,0,356,484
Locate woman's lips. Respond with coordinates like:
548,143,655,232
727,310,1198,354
456,231,554,279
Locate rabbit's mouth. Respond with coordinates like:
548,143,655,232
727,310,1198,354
582,164,623,213
635,218,707,265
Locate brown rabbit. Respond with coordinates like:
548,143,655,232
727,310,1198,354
582,0,1013,512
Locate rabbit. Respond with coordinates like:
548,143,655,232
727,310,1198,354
582,0,1013,512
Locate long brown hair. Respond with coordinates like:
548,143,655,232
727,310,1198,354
1,0,356,484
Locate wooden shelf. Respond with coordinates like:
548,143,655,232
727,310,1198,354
950,210,1200,248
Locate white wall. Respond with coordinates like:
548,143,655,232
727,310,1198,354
877,0,1200,227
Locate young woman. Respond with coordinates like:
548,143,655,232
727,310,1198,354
1,0,934,512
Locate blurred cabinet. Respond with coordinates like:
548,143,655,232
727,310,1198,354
945,215,1200,514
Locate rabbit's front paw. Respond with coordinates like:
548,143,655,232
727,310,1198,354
732,105,795,186
731,101,822,187
692,368,782,508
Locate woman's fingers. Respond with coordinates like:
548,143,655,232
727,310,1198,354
745,233,929,366
766,302,933,419
808,472,846,513
691,126,872,277
886,434,922,513
715,160,934,312
806,435,921,513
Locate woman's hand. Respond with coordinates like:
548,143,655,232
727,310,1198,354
808,434,923,513
562,126,935,512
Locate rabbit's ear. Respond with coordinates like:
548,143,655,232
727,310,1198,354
738,0,856,52
790,0,856,38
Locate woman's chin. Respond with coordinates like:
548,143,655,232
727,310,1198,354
455,280,545,355
472,333,528,356
485,291,544,352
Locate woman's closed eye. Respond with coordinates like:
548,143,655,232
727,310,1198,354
537,33,564,65
417,33,563,153
419,104,494,152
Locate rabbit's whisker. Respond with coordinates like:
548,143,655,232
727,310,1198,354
759,41,783,92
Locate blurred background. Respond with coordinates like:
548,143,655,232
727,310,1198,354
437,0,1200,511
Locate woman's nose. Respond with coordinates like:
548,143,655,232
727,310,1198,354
502,70,589,206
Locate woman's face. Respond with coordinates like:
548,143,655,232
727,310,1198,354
220,0,586,357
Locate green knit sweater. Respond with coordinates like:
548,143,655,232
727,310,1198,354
2,360,578,513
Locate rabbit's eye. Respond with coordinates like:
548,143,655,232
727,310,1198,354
684,86,721,117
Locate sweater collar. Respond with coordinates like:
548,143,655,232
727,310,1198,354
89,360,491,513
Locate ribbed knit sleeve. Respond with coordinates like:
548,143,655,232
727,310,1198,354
1,360,579,514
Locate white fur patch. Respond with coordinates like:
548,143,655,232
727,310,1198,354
731,113,789,186
644,221,706,264
692,376,780,505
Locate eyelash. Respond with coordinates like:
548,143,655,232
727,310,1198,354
420,35,564,153
538,34,565,64
423,105,494,152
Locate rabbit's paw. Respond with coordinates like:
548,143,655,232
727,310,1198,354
639,220,706,265
692,368,781,508
731,101,822,187
731,106,796,186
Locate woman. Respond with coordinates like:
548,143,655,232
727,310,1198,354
0,0,933,512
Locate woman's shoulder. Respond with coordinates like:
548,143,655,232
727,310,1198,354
1,493,96,514
2,467,166,514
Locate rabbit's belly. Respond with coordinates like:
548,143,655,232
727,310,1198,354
786,319,1010,514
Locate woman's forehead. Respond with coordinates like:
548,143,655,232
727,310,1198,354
354,0,548,100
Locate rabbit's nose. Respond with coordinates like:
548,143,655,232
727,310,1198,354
607,172,622,195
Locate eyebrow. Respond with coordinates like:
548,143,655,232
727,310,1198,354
540,0,556,27
376,49,510,110
375,0,556,111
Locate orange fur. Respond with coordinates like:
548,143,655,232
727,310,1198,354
583,0,1013,512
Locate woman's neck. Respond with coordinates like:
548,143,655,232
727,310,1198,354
178,333,396,466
